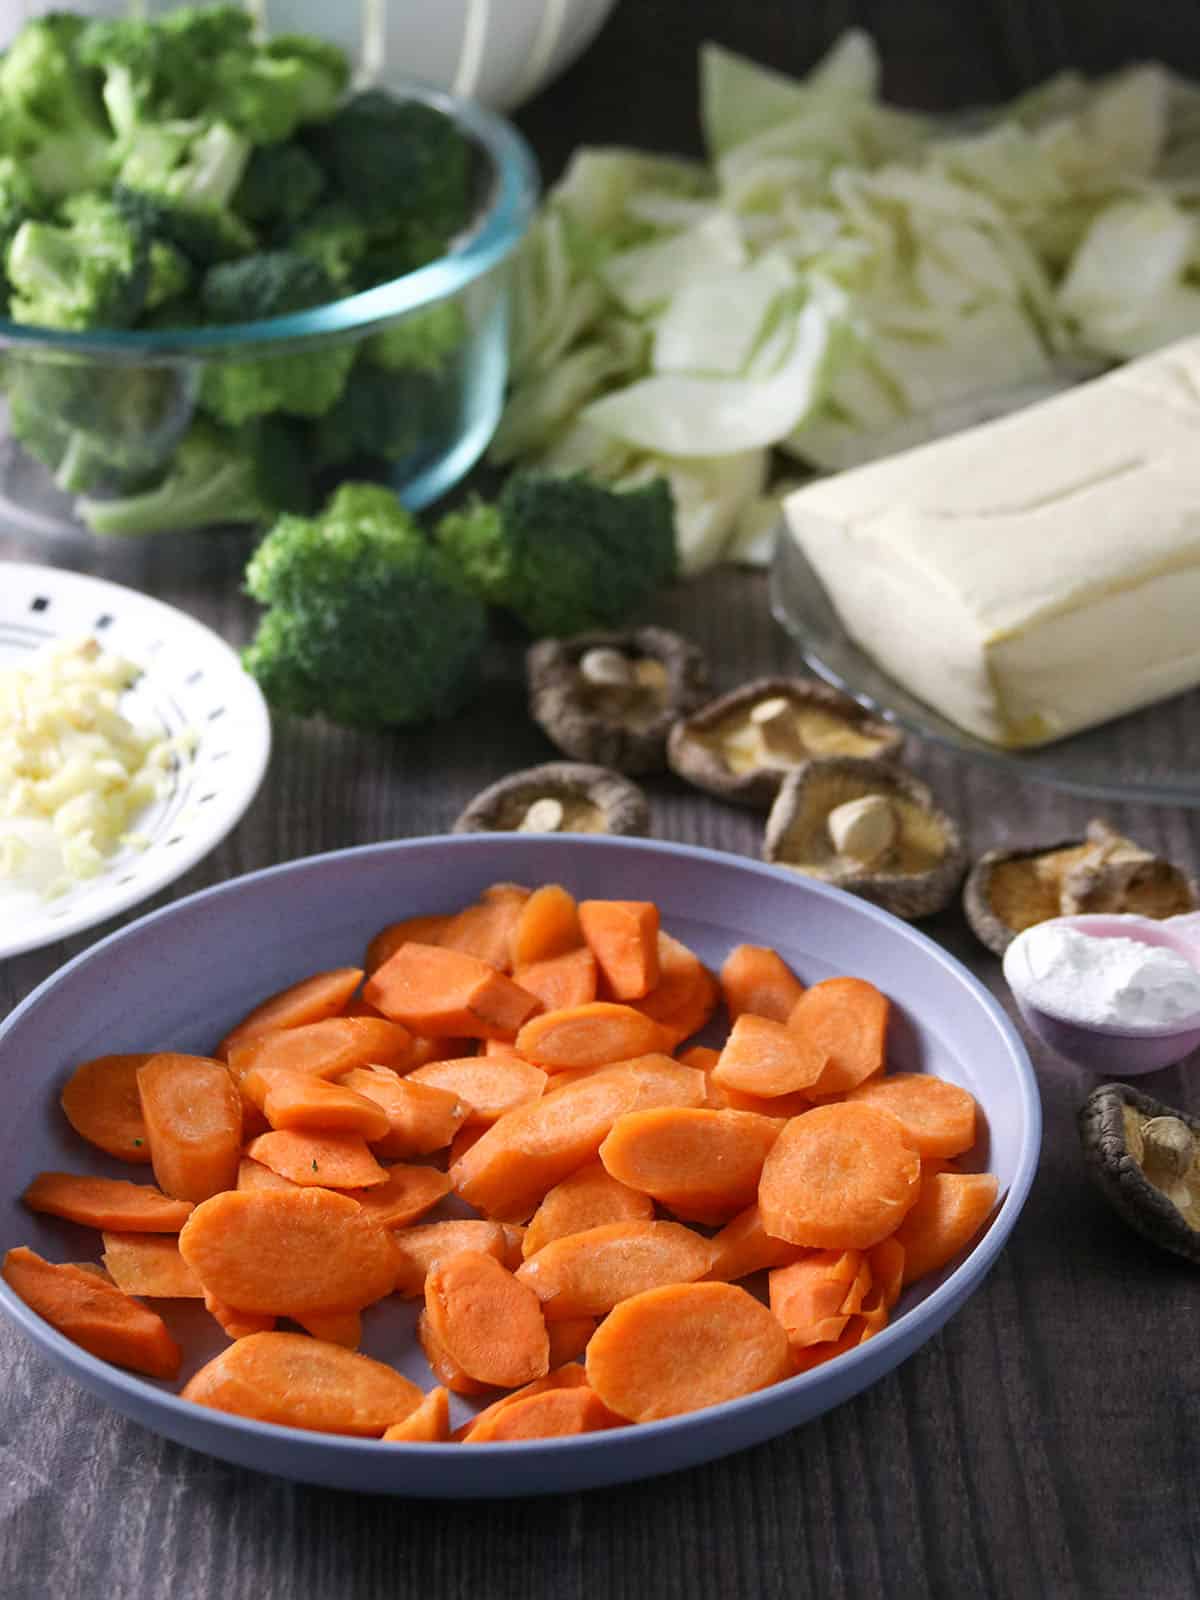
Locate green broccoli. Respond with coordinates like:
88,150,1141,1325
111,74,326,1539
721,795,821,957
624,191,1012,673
0,156,44,300
242,483,488,727
286,203,369,288
209,34,348,147
233,142,326,230
76,16,176,140
311,365,446,467
436,473,678,636
76,416,311,536
6,194,149,329
0,15,114,198
368,301,466,372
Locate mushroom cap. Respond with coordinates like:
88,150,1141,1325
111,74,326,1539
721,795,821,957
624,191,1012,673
527,627,710,776
762,757,965,920
667,676,903,811
965,824,1199,956
1078,1082,1200,1266
452,762,650,837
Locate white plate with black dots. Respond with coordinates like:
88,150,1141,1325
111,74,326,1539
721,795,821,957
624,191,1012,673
0,563,271,961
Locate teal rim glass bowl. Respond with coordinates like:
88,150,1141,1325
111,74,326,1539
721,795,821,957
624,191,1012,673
0,84,539,540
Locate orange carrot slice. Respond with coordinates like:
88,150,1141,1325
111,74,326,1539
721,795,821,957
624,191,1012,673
839,1253,873,1315
515,1002,673,1069
416,1307,490,1396
437,884,531,972
137,1053,243,1203
893,1171,1000,1285
712,1013,827,1099
469,1385,617,1442
705,1204,808,1283
363,943,540,1040
339,1066,467,1158
245,1130,389,1189
843,1072,978,1159
678,1045,720,1071
382,1386,450,1442
857,1283,889,1340
789,1318,865,1374
22,1172,194,1233
585,1281,790,1422
252,1070,393,1141
630,934,720,1047
579,900,660,1000
59,1053,154,1165
599,1106,784,1225
758,1102,922,1249
705,1077,817,1119
453,1364,590,1440
769,1252,861,1347
720,944,806,1024
2,1246,181,1379
514,947,598,1013
424,1250,549,1389
448,1121,487,1167
100,1232,203,1298
295,1309,362,1348
228,1016,413,1084
218,968,364,1059
344,1164,452,1229
392,1220,512,1298
509,884,583,969
546,1316,597,1367
182,1332,423,1435
867,1237,905,1309
407,1056,548,1126
366,915,451,975
522,1159,655,1258
517,1221,714,1320
788,977,889,1096
178,1188,398,1315
236,1156,296,1192
203,1289,275,1340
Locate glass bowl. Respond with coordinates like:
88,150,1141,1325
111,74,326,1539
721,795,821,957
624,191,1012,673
0,83,538,543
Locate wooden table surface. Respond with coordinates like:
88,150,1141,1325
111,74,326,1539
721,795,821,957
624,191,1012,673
4,5,1200,1597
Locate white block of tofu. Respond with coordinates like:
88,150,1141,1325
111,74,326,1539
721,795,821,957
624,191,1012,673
783,337,1200,747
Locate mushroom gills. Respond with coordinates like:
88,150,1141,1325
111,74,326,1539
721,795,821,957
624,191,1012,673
775,774,948,882
577,649,671,732
1080,1084,1200,1263
507,795,607,834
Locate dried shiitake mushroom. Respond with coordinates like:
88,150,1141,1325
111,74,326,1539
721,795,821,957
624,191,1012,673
667,676,903,810
965,819,1198,956
1079,1082,1200,1265
527,627,709,775
453,762,650,838
762,758,965,920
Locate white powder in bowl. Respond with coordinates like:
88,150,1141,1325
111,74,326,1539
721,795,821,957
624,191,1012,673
1004,923,1200,1028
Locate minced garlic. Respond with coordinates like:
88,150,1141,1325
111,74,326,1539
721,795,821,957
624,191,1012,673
0,636,194,894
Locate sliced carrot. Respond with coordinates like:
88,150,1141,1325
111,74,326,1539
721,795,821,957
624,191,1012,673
844,1072,978,1159
514,947,598,1013
247,1069,393,1141
788,977,889,1096
469,1385,617,1442
448,1121,487,1167
599,1106,784,1226
546,1316,597,1367
401,1035,477,1070
867,1237,906,1309
228,1016,413,1085
679,1045,720,1071
22,1171,193,1233
579,900,660,1000
705,1204,808,1283
840,1255,873,1315
407,1056,547,1126
509,884,583,970
586,1281,790,1422
217,968,364,1059
769,1252,860,1346
789,1318,865,1374
630,934,720,1047
295,1309,362,1348
453,1364,590,1440
2,1246,181,1379
236,1156,296,1192
182,1331,423,1435
178,1188,399,1315
382,1385,450,1442
515,1002,673,1070
245,1130,389,1189
392,1219,512,1298
339,1066,467,1158
363,943,540,1041
204,1289,275,1340
417,1307,490,1396
100,1232,203,1298
500,1224,527,1268
893,1171,1000,1286
344,1164,452,1229
720,944,806,1024
857,1282,889,1340
522,1159,655,1258
483,1039,522,1060
705,1077,817,1119
59,1053,154,1165
758,1102,921,1250
517,1221,714,1320
437,884,531,972
424,1250,549,1388
450,1056,706,1223
137,1053,243,1203
366,915,451,976
712,1013,827,1100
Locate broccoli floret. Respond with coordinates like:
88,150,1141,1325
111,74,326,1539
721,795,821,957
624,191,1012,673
241,482,488,727
76,416,310,537
0,15,114,198
111,182,252,268
304,91,472,239
76,16,173,139
312,365,447,467
234,142,326,230
436,473,677,636
355,222,450,288
0,156,44,299
197,250,354,423
6,194,149,329
368,301,466,372
209,34,348,146
287,202,369,288
145,238,192,309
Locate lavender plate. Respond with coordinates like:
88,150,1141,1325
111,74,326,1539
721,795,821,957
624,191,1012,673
0,835,1039,1497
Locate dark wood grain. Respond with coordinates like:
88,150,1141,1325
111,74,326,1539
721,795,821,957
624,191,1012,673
4,5,1200,1598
